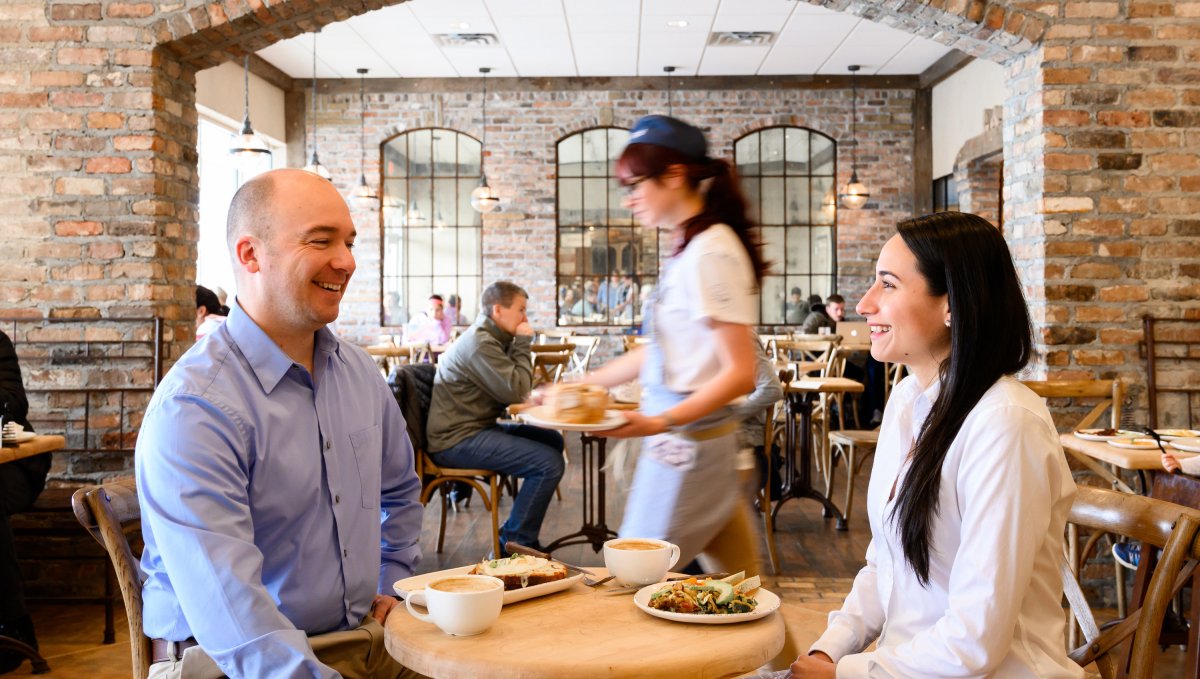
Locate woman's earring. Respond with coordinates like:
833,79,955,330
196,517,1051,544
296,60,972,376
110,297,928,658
944,318,951,327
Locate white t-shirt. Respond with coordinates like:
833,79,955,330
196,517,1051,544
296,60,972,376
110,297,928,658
811,375,1083,678
654,223,758,393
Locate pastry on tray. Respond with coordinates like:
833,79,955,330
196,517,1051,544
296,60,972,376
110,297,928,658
470,554,568,590
546,383,609,425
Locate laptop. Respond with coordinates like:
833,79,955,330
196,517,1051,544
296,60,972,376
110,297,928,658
836,321,872,348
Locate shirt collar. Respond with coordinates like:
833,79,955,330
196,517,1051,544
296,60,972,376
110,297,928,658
225,299,345,394
474,313,514,344
909,375,942,440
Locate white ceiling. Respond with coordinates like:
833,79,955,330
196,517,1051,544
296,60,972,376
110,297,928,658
255,0,954,79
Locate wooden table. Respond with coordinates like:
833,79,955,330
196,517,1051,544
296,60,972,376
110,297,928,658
385,568,785,678
775,378,864,532
0,434,66,465
0,433,65,675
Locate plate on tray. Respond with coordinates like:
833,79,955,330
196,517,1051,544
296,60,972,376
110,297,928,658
1169,438,1200,453
1106,438,1161,450
632,582,780,625
1074,429,1141,442
518,406,626,432
393,566,583,606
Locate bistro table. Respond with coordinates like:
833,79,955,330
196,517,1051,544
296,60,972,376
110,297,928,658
385,568,785,678
774,377,864,532
510,402,638,553
0,433,66,675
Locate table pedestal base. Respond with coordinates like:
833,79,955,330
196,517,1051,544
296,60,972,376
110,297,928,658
543,433,618,553
0,635,49,675
774,392,847,531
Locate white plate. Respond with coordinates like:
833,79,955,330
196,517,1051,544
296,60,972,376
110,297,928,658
633,582,781,625
393,565,583,605
611,383,641,404
1169,438,1200,453
1106,438,1161,450
518,406,627,432
1074,429,1141,442
1156,429,1200,441
1,431,35,443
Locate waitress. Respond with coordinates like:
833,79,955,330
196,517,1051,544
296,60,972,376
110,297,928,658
586,115,766,575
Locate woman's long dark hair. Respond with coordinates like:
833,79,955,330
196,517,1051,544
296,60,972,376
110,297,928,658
616,143,767,284
888,211,1033,586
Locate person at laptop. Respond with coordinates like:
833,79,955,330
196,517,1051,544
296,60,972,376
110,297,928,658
801,293,844,335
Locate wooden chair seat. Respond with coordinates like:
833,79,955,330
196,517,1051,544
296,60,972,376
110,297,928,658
418,451,502,557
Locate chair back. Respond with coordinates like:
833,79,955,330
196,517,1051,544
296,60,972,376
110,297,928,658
1063,486,1200,679
71,478,150,679
563,335,600,376
777,337,841,376
622,335,651,353
388,363,437,461
882,362,906,405
1021,379,1123,430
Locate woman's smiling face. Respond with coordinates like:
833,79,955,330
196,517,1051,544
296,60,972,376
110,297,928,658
856,234,951,386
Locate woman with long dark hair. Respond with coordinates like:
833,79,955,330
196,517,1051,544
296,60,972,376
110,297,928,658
792,212,1082,678
583,115,766,573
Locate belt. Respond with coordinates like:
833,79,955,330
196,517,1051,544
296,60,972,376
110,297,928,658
151,638,201,663
678,420,739,442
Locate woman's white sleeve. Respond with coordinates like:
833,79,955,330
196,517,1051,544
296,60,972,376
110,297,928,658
808,539,886,661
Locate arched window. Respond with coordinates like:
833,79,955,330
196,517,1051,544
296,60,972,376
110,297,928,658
735,126,837,326
555,127,656,327
381,128,482,328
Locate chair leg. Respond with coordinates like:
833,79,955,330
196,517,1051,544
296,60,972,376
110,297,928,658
436,486,448,554
488,476,502,558
842,444,857,524
103,560,116,644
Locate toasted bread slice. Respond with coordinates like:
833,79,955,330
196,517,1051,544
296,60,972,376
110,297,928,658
469,554,568,590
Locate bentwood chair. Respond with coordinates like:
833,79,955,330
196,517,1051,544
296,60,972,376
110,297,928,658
530,343,575,386
1064,486,1200,679
70,478,151,679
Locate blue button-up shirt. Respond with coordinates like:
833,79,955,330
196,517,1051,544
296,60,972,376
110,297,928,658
136,301,423,678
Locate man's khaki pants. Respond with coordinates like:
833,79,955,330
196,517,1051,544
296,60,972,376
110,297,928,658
147,617,427,679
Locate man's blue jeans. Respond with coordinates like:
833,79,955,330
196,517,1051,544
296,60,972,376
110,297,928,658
433,424,565,549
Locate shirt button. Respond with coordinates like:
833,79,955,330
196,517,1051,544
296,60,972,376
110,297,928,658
343,549,348,557
335,495,340,504
325,440,332,450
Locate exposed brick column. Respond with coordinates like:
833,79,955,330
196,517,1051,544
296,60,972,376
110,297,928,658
954,155,1002,228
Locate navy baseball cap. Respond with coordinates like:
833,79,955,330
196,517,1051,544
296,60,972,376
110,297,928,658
626,115,708,160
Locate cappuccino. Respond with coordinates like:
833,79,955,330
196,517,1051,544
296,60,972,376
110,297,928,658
431,577,499,593
610,540,664,551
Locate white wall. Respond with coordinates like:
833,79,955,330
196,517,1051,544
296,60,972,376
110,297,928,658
196,61,287,144
931,59,1005,178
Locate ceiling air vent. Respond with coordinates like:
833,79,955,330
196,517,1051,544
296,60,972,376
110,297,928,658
434,33,500,47
708,31,775,47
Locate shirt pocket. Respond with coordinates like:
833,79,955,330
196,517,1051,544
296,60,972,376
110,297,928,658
349,424,382,509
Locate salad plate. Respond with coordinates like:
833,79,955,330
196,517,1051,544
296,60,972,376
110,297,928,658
1169,438,1200,454
1155,429,1200,441
1106,438,1160,450
633,581,780,625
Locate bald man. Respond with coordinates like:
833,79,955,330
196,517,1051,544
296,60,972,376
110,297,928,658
136,170,425,679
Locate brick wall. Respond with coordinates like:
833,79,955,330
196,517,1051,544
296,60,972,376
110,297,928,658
310,81,918,353
954,154,1002,228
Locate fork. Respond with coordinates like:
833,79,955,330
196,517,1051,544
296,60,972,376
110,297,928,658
602,572,731,595
505,542,598,577
1142,426,1178,474
583,574,616,587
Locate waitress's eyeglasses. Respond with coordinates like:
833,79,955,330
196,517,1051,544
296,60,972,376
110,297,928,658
619,175,655,197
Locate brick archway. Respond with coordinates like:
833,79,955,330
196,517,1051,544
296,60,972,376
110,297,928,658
3,0,1193,423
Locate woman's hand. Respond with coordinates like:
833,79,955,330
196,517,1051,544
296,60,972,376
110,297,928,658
1163,451,1182,474
595,410,668,439
790,651,836,678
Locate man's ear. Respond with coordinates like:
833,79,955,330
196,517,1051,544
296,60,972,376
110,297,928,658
235,235,261,274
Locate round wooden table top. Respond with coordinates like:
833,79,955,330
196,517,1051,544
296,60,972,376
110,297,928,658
385,568,785,678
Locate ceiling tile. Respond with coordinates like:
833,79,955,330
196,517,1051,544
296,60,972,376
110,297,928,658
572,33,639,76
711,14,790,32
875,37,952,74
407,0,490,18
563,0,640,15
640,15,714,35
775,13,860,47
486,0,562,16
255,41,312,79
440,46,518,77
819,20,915,74
566,12,636,33
643,0,720,16
637,46,703,76
757,44,834,75
347,5,458,77
697,45,771,75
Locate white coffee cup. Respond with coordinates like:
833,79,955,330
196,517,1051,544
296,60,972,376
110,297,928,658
603,537,681,586
404,574,504,636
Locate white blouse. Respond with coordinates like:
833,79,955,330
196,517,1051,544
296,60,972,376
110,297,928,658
810,375,1084,678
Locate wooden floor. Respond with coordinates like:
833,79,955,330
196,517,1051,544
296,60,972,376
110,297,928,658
7,439,1193,677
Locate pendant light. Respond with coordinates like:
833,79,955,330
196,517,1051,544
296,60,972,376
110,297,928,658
663,66,676,116
228,54,271,169
302,30,331,180
469,67,500,214
838,64,869,209
351,67,378,209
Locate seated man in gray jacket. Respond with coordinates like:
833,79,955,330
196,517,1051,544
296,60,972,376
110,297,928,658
426,281,565,552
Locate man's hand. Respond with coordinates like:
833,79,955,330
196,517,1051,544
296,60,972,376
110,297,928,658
1163,452,1182,474
791,651,836,678
514,321,534,337
371,594,399,625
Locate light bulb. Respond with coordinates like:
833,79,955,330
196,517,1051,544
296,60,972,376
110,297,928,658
470,181,500,213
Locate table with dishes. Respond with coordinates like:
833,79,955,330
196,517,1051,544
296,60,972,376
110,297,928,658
386,566,785,679
1060,428,1200,494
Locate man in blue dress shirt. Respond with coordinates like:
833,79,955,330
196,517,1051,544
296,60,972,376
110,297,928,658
136,169,425,679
